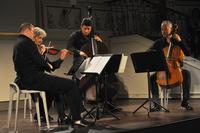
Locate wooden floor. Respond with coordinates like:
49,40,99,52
1,98,200,133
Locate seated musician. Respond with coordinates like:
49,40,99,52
66,17,119,111
13,23,92,127
66,17,103,99
148,20,193,111
32,27,72,124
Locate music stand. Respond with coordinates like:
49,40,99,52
101,54,124,119
130,51,169,115
65,57,95,120
81,54,122,122
66,57,85,76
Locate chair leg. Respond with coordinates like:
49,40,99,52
160,89,164,107
24,93,27,119
35,94,41,127
14,92,20,132
163,88,168,108
180,85,183,101
40,92,50,129
28,94,33,122
160,88,168,109
7,91,15,129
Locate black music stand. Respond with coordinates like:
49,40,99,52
101,54,123,119
66,57,85,76
130,51,169,115
65,57,95,120
81,54,122,122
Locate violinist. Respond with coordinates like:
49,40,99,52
13,23,91,127
148,20,193,111
33,27,72,124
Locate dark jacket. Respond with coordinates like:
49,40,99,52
148,37,191,56
13,35,63,89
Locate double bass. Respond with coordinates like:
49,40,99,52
156,24,184,88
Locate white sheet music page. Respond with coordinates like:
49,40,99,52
83,56,111,74
118,54,128,73
75,57,91,80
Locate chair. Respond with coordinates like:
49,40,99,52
7,82,50,132
160,84,183,109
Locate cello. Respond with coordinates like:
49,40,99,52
156,24,184,88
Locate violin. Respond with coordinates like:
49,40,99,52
156,24,184,88
38,44,72,56
46,47,61,55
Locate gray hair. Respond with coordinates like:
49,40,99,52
161,20,173,37
33,27,47,38
161,20,173,29
19,23,34,32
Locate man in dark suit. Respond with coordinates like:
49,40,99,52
13,23,91,126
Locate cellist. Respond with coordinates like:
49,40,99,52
148,20,193,111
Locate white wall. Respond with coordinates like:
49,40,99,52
110,34,154,98
0,0,36,102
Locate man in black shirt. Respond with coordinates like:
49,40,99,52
148,20,193,111
13,23,91,126
67,17,103,75
66,17,104,96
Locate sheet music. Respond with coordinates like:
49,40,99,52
75,58,91,80
83,56,111,74
118,54,128,73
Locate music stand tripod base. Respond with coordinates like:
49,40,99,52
130,51,170,115
82,75,120,122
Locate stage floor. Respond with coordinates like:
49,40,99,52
1,98,200,133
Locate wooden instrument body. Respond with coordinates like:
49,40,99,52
156,45,184,88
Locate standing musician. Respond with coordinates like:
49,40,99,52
13,23,92,127
148,20,193,111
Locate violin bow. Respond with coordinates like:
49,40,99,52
44,41,51,60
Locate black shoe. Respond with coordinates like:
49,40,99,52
57,115,72,125
150,104,161,112
34,114,54,122
181,101,193,110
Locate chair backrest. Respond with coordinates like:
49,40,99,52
9,82,20,94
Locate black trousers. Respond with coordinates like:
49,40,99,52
19,73,82,121
150,69,191,102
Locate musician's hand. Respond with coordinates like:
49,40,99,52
59,49,71,60
173,34,181,42
39,44,47,55
79,51,88,57
94,35,103,42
